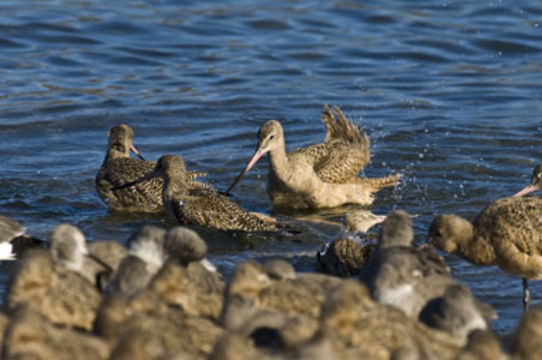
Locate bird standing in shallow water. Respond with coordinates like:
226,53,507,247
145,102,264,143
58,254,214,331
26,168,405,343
428,196,542,311
226,105,401,211
96,124,205,212
115,155,279,232
514,164,542,197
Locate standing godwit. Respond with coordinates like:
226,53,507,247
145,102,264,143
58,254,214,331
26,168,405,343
514,164,541,197
428,196,542,310
114,155,279,232
226,105,400,211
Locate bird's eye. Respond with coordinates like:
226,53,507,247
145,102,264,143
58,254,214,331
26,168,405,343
269,135,275,140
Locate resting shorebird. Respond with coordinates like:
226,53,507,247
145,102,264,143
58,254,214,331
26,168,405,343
114,155,279,232
96,124,205,212
226,105,400,211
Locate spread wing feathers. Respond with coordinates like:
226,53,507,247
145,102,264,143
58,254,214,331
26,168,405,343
313,105,371,183
173,189,277,232
312,134,370,183
321,104,363,146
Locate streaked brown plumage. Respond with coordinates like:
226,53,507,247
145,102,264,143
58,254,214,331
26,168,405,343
316,210,385,277
117,155,278,232
428,196,542,310
96,124,163,212
514,163,542,197
226,105,400,210
96,124,205,212
317,239,375,277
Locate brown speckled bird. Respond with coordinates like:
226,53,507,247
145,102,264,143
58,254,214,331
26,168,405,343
116,155,279,232
428,196,542,311
96,124,206,212
226,105,401,211
316,209,385,277
514,164,542,197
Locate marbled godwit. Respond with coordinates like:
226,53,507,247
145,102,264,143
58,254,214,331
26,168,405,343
514,164,542,197
361,211,454,318
96,124,206,212
226,105,400,210
96,124,163,212
0,215,43,260
428,196,542,310
114,155,279,232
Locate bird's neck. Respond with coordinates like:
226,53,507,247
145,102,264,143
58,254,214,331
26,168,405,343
455,225,497,265
162,172,188,202
268,138,290,177
104,144,128,162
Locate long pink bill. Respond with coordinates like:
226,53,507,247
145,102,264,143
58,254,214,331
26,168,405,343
130,144,146,161
224,147,266,194
110,170,159,192
513,184,536,197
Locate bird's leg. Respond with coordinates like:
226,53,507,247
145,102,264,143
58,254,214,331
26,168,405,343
523,278,530,312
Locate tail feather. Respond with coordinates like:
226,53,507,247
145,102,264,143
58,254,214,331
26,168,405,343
354,174,402,191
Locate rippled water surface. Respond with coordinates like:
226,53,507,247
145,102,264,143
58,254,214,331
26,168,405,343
0,0,541,335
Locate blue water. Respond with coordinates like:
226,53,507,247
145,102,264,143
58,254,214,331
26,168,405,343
0,0,541,335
